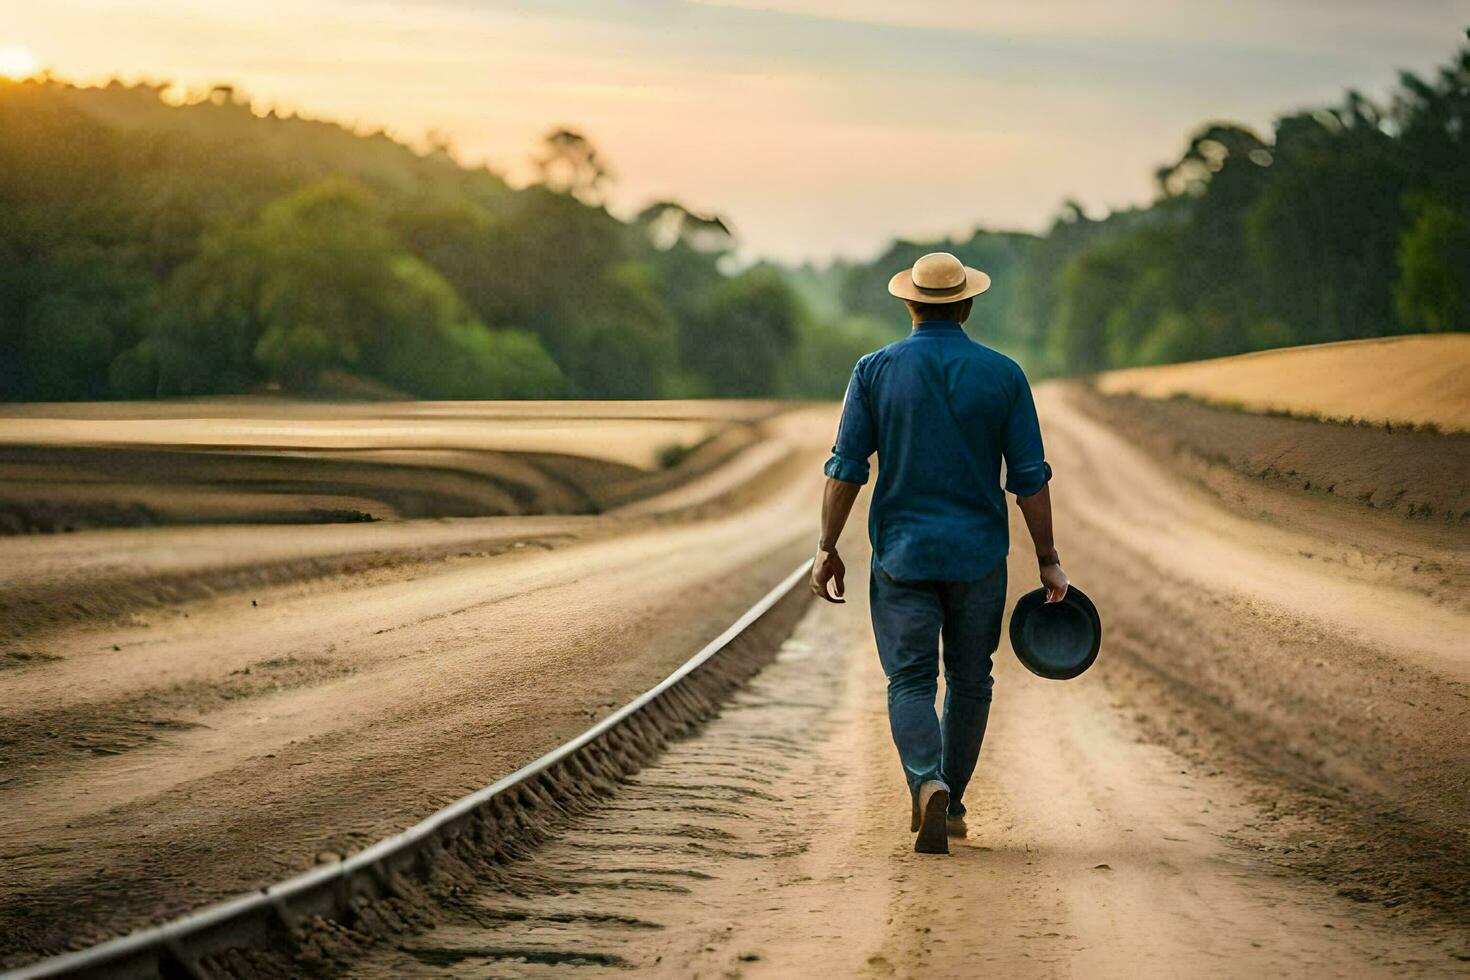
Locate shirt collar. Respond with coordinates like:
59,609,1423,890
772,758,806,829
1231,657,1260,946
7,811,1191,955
912,320,965,334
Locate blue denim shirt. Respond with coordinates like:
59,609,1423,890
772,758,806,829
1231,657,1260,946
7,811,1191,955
824,321,1051,582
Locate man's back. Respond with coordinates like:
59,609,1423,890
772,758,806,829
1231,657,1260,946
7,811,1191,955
811,252,1068,855
824,320,1050,582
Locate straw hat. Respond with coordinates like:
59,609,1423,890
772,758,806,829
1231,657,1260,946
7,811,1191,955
887,251,991,304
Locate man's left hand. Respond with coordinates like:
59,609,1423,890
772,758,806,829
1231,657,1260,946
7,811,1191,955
1040,562,1069,603
811,548,846,603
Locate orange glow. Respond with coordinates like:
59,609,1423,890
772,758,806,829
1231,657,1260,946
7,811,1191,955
5,2,1464,260
0,44,40,80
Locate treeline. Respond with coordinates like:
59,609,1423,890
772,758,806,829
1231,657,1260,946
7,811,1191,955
812,36,1469,374
3,38,1466,403
0,79,879,401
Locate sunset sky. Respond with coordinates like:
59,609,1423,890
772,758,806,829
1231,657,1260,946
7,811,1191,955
9,1,1465,260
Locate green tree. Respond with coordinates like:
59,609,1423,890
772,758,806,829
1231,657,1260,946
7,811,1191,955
534,128,612,205
368,257,562,397
1396,197,1470,332
683,266,800,396
1245,104,1407,344
1049,242,1136,373
561,262,679,398
133,178,561,397
780,314,892,398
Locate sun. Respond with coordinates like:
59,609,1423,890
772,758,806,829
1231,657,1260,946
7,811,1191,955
0,45,40,80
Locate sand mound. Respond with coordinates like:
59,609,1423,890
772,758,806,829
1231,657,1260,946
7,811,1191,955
1096,334,1470,432
0,401,775,533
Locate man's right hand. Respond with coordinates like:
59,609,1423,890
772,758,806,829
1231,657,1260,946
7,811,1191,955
1040,562,1069,603
811,548,846,604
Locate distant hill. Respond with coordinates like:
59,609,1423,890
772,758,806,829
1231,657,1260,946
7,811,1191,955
47,80,514,209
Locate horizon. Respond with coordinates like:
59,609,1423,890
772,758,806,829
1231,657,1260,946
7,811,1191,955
8,1,1466,262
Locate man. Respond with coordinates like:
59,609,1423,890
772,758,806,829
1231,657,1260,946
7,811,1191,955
811,252,1068,855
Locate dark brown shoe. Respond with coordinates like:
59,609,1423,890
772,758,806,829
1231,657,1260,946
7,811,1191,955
947,813,968,839
914,780,950,854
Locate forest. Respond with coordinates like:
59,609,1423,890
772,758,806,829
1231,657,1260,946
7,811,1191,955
820,35,1469,375
0,37,1464,402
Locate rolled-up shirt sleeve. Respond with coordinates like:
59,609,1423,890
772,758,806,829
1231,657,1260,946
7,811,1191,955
1002,367,1052,497
823,364,876,485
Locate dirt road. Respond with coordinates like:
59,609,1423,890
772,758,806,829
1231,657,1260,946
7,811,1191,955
351,382,1467,977
5,384,1467,974
348,560,1460,978
1046,384,1469,916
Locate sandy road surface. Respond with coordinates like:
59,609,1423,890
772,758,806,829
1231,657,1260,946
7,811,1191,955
0,409,828,965
6,381,1468,974
1050,389,1466,677
348,516,1464,978
1043,384,1469,914
349,380,1466,977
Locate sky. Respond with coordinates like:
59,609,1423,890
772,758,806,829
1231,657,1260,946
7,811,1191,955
7,1,1466,261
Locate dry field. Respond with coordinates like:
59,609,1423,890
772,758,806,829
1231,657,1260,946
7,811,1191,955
1096,332,1470,432
0,399,824,962
0,400,781,533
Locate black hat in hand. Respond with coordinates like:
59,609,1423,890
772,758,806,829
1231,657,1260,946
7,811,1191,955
1009,585,1102,680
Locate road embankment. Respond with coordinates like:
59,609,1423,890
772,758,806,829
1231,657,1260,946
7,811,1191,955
1080,385,1469,526
1045,381,1470,928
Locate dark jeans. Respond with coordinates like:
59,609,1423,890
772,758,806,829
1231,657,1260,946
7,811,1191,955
869,556,1007,817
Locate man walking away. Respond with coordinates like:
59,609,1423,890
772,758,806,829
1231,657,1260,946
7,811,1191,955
810,252,1069,855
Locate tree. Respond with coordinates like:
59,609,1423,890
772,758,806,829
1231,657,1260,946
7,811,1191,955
1245,106,1407,343
1396,197,1470,332
0,78,816,401
533,128,612,205
0,81,154,399
1049,243,1135,373
557,262,679,398
780,314,892,399
683,266,800,396
130,178,562,397
366,256,562,398
635,200,733,253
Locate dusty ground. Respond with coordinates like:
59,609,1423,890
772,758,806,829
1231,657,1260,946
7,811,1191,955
346,432,1468,976
0,398,778,465
5,380,1469,975
1079,387,1470,526
1096,333,1470,431
0,407,826,964
347,382,1466,977
1039,384,1468,919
